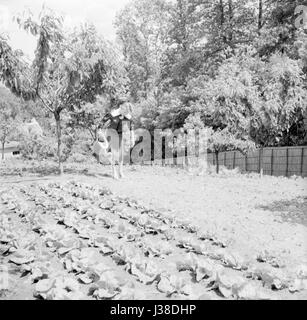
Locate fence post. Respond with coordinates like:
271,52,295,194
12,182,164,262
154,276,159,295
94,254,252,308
245,154,248,173
233,152,236,169
301,147,305,177
285,148,289,177
258,149,261,174
224,152,226,167
271,149,274,176
258,148,263,175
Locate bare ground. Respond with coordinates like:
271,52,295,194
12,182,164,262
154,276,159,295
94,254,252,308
65,164,307,270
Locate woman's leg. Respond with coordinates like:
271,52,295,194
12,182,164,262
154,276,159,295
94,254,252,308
118,136,125,178
109,153,119,180
119,161,125,178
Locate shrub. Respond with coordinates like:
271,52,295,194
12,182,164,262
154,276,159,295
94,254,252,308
19,135,56,160
68,153,90,164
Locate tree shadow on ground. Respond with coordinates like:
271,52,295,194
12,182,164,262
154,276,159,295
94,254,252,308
258,197,307,227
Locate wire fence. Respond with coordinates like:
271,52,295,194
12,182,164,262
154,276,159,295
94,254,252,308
143,146,307,178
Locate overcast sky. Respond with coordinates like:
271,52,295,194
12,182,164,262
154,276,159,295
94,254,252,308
0,0,130,60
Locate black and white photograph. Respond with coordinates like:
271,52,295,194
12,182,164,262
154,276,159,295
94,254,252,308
0,0,306,303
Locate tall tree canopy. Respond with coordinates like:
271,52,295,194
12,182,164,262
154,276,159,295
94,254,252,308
115,0,171,101
115,0,307,150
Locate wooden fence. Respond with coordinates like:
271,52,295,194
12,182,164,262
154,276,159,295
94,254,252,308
143,146,307,178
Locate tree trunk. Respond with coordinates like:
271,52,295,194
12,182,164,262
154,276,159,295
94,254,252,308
219,0,228,45
215,151,220,174
88,128,96,145
258,0,263,31
219,0,225,25
1,142,5,160
54,112,64,175
228,0,233,43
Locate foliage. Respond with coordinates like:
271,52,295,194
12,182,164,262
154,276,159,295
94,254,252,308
68,95,111,143
0,88,21,159
19,135,56,161
1,8,128,173
207,127,255,154
115,0,171,101
1,1,307,171
0,35,36,100
114,0,307,151
3,180,305,300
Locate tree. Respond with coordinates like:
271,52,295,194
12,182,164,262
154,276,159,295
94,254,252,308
0,34,36,100
207,128,255,174
252,53,307,146
0,8,128,174
115,0,171,101
162,0,202,87
68,95,112,143
0,88,20,160
162,0,257,86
